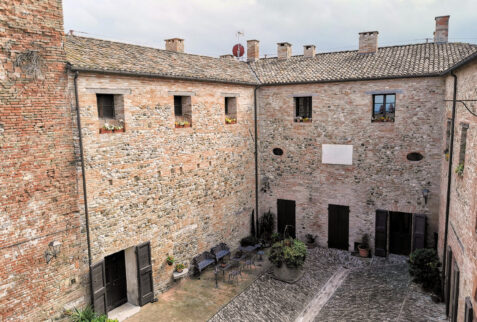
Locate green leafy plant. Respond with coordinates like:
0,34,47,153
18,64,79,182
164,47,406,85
259,210,274,241
359,234,369,249
409,248,442,297
240,235,259,247
70,306,118,322
269,239,307,268
175,263,185,272
271,232,282,244
166,255,175,265
455,163,464,176
305,234,316,244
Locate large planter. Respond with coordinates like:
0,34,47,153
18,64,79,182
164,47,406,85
272,265,304,283
358,246,369,258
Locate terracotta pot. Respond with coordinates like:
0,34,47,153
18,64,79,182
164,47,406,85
358,246,369,258
114,128,125,133
176,268,183,273
99,128,113,134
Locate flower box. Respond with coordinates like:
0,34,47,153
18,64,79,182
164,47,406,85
175,123,191,128
225,120,237,124
99,127,125,134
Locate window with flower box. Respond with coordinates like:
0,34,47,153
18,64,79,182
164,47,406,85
294,96,312,122
174,95,192,128
225,97,237,124
96,94,125,133
372,94,395,122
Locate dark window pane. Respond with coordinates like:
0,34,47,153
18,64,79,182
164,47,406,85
174,96,182,116
374,95,384,104
97,94,115,119
225,97,229,115
295,97,312,119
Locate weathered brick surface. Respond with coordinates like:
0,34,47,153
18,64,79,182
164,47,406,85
0,0,87,320
70,73,256,292
258,78,444,250
438,59,477,321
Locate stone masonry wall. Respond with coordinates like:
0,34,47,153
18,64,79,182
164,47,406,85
258,77,444,251
0,1,87,320
71,73,256,292
438,59,477,322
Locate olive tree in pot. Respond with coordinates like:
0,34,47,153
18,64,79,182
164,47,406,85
358,234,370,258
269,238,307,283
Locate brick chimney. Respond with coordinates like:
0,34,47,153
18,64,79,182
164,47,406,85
165,38,184,53
358,31,379,54
434,15,450,43
304,45,316,58
277,42,292,59
247,40,259,61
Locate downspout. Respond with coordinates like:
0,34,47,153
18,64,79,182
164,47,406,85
73,71,94,300
254,85,261,229
442,70,457,307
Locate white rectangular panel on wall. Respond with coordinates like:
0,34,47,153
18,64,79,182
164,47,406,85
322,144,353,165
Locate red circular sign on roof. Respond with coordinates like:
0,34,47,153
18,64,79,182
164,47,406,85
232,44,245,57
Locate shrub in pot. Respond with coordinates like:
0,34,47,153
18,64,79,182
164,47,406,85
271,232,282,244
358,234,369,258
409,248,442,299
305,234,317,248
269,239,307,283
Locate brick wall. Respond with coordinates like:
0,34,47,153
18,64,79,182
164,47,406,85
71,72,256,292
0,0,87,320
258,77,444,251
438,59,477,321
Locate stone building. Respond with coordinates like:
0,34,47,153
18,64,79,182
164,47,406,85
1,1,477,320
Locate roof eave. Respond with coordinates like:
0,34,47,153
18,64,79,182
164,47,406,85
441,51,477,75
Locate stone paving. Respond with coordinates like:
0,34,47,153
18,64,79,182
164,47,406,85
210,248,446,322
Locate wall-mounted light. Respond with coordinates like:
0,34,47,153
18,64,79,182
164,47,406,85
422,189,430,205
44,241,62,264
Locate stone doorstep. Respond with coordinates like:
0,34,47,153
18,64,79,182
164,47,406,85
108,303,141,322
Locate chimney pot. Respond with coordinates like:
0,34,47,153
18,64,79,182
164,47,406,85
277,42,292,59
358,31,379,54
434,15,450,43
304,45,316,58
165,38,184,53
247,40,260,61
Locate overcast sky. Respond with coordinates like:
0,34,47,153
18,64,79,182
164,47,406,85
63,0,477,58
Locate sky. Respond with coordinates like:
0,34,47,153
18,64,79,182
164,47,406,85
63,0,477,58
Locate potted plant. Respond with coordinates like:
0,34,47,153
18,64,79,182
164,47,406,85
358,234,370,258
302,117,312,123
175,263,185,273
166,255,175,266
305,234,317,249
99,122,115,134
269,238,307,283
225,117,237,124
455,163,464,176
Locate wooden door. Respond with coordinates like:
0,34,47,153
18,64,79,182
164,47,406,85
277,199,296,238
328,204,349,250
465,297,474,322
445,248,453,316
375,210,388,257
412,214,426,251
91,260,107,315
105,251,127,312
450,262,460,322
389,212,412,255
136,242,154,306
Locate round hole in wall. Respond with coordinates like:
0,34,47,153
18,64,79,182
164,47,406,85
273,148,284,156
406,152,424,161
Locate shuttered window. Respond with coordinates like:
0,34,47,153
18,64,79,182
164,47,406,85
97,94,115,119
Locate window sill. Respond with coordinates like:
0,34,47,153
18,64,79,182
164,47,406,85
371,119,394,123
175,124,192,128
225,121,237,125
294,120,312,123
99,128,125,134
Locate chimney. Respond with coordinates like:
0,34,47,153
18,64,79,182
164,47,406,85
247,40,259,61
277,42,292,59
165,38,184,53
358,31,379,54
434,15,450,43
304,45,316,58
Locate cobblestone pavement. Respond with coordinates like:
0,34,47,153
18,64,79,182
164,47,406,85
210,248,446,322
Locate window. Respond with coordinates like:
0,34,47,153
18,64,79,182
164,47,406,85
174,95,192,128
444,118,452,159
225,97,237,124
458,123,469,172
372,94,395,122
294,97,312,122
96,94,125,133
97,94,115,119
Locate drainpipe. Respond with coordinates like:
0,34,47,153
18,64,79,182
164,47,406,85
73,71,94,301
442,70,457,307
254,86,261,230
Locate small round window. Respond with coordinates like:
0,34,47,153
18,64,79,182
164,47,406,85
407,152,424,161
273,148,284,156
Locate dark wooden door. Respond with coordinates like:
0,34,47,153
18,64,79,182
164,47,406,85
277,199,296,238
328,204,349,250
450,262,460,322
105,251,127,312
375,210,388,257
412,214,426,251
136,242,154,306
445,248,453,316
91,260,107,315
389,212,412,255
464,297,474,322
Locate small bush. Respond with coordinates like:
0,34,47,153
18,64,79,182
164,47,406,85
269,239,307,268
409,248,442,296
271,232,283,244
360,234,369,249
240,235,259,247
70,306,118,322
260,210,274,240
305,234,316,244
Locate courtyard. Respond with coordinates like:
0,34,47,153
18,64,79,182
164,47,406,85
125,247,446,322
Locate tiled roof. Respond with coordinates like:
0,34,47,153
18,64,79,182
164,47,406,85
65,35,477,85
249,42,477,84
65,35,259,85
